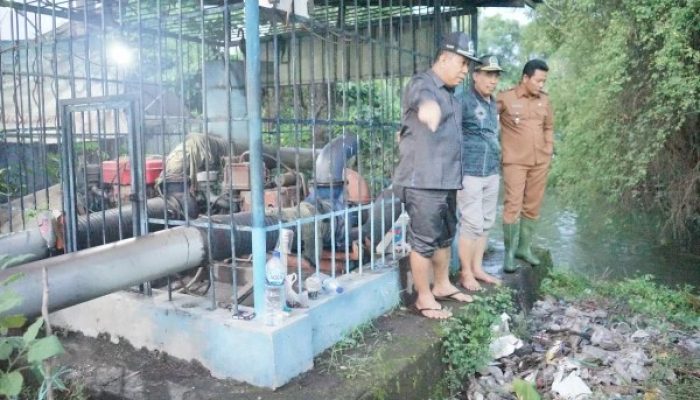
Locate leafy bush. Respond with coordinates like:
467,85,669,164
525,0,700,246
440,287,515,391
0,275,66,399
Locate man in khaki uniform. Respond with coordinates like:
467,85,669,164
497,59,553,272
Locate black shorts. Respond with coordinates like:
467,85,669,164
402,187,457,258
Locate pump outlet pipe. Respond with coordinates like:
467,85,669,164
0,226,206,319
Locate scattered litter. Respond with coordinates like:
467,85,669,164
489,313,524,359
551,369,592,399
490,334,524,359
544,340,562,364
590,325,621,350
630,329,650,340
460,296,697,400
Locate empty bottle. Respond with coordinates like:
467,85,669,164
322,277,344,294
304,275,322,299
276,228,294,271
316,272,344,295
265,251,286,326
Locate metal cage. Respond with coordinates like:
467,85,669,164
0,0,526,318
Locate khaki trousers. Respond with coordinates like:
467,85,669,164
502,162,550,224
457,174,500,239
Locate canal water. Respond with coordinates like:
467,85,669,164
535,192,700,288
471,191,700,289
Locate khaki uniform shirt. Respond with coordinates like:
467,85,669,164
497,85,554,166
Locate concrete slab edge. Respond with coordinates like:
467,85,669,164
50,267,401,390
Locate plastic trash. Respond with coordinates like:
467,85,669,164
590,325,621,350
492,313,511,336
276,228,294,270
551,368,592,399
375,211,410,255
545,340,563,364
285,273,308,308
612,349,650,382
489,313,523,359
631,329,650,341
322,277,344,294
490,334,524,359
305,275,322,299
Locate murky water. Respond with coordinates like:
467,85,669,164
487,191,700,289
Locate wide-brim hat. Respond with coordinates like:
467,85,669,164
441,32,480,63
475,55,504,72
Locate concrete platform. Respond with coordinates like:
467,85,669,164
51,266,400,389
55,248,552,399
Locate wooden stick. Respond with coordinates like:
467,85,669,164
41,267,54,400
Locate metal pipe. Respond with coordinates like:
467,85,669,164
0,194,198,264
314,134,359,186
0,226,206,319
244,0,265,317
203,213,282,261
0,229,49,267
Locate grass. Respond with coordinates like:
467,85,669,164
541,270,699,331
319,321,390,379
648,348,700,400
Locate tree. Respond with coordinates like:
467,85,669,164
477,14,524,88
523,0,700,248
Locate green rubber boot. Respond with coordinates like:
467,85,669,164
503,222,520,273
515,218,541,266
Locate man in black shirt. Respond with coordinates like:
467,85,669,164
394,32,481,319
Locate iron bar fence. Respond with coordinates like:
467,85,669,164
0,0,479,322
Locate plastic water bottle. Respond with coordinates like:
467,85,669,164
322,277,344,294
276,228,293,273
316,272,344,295
393,212,410,253
375,212,410,255
265,251,286,326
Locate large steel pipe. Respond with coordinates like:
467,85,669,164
0,194,198,267
204,213,282,260
76,194,199,250
0,226,206,318
0,229,50,267
314,134,358,186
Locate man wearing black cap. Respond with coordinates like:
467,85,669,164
456,55,504,292
394,32,480,319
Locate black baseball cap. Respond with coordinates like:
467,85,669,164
441,32,480,63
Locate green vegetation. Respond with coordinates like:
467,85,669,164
522,1,700,247
439,287,516,392
542,270,699,331
0,168,9,197
263,80,402,194
0,274,84,399
512,378,541,400
649,347,700,399
0,167,24,199
321,321,386,379
477,15,526,89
